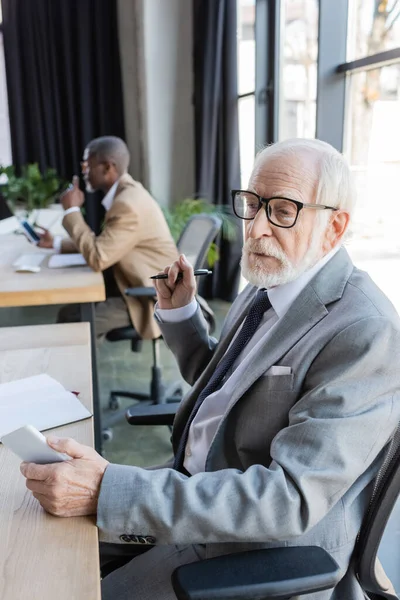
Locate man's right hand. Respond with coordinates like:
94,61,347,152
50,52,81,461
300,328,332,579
36,227,54,249
154,254,196,309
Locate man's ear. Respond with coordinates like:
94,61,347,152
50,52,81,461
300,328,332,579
323,211,350,252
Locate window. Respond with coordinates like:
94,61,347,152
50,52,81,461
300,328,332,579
0,7,12,166
345,64,400,243
279,0,319,140
237,0,256,187
342,0,400,252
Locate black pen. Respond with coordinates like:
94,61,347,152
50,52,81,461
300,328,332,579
150,269,212,280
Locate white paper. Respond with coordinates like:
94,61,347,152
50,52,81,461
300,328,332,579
48,253,87,268
0,374,92,439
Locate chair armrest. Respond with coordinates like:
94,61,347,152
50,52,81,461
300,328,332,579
171,546,341,600
125,286,157,297
126,403,178,426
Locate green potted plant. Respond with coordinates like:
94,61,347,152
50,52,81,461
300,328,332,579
0,163,65,214
162,198,237,267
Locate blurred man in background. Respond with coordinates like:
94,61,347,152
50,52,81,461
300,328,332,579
39,136,178,338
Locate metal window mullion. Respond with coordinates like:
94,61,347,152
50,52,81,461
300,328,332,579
255,0,280,151
337,47,400,74
316,0,349,152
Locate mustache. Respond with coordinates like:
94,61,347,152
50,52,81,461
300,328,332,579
243,238,287,261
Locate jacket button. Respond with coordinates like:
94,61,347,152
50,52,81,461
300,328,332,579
119,534,131,543
145,536,156,544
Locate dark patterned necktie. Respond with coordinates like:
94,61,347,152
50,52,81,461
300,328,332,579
174,289,272,472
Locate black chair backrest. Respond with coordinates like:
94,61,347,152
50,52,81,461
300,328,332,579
355,423,400,600
177,214,222,270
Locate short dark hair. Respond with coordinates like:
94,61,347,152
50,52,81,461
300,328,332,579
86,136,130,175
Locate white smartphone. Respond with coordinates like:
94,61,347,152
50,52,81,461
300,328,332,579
1,425,71,464
19,220,41,245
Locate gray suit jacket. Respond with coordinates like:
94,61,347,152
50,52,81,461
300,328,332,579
97,247,400,599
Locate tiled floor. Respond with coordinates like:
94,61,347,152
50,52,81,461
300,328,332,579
1,244,400,591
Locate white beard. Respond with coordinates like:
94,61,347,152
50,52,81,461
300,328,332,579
241,226,325,289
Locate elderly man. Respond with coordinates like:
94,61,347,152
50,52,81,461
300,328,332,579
38,135,178,338
21,139,400,599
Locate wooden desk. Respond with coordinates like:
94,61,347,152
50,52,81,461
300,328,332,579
0,234,106,453
0,323,101,600
0,234,105,307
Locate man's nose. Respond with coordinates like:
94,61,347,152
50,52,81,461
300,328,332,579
80,161,88,174
247,206,273,238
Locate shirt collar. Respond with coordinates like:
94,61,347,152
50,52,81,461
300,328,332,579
101,180,119,211
267,245,341,318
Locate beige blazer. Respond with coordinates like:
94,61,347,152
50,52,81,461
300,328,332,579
61,174,178,339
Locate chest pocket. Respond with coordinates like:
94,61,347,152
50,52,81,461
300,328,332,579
226,373,299,468
260,373,294,391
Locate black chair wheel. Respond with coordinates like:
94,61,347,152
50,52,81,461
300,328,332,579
102,428,113,442
109,396,120,411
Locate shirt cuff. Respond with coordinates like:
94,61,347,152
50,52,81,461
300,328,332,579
53,236,62,253
156,298,198,323
64,207,81,216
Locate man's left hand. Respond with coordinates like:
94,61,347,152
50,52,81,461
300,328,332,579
61,175,84,210
20,437,109,517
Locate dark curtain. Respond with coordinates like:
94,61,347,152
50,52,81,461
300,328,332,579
193,0,243,302
1,0,125,233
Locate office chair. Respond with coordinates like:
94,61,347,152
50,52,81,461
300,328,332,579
125,409,400,600
102,214,222,441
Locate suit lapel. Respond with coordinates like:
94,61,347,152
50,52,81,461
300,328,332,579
104,174,136,222
225,247,354,410
225,285,328,410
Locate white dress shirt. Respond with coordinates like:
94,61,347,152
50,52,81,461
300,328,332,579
53,180,120,252
156,245,341,475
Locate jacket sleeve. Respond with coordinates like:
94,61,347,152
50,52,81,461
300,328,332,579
158,305,218,385
97,315,400,545
61,199,139,272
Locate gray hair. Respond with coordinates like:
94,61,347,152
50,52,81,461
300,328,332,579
255,138,356,217
86,136,130,175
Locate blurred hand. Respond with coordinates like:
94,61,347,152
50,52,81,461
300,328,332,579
20,436,109,517
154,254,196,310
61,175,84,210
36,227,54,249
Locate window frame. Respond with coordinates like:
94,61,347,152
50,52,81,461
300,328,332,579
315,0,349,151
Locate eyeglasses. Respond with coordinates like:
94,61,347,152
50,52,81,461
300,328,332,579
80,159,112,171
231,190,339,229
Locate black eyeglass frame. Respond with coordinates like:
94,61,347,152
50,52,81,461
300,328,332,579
231,189,339,229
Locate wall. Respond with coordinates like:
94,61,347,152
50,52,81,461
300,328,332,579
117,0,195,207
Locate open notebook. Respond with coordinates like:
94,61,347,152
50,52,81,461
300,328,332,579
0,374,92,439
